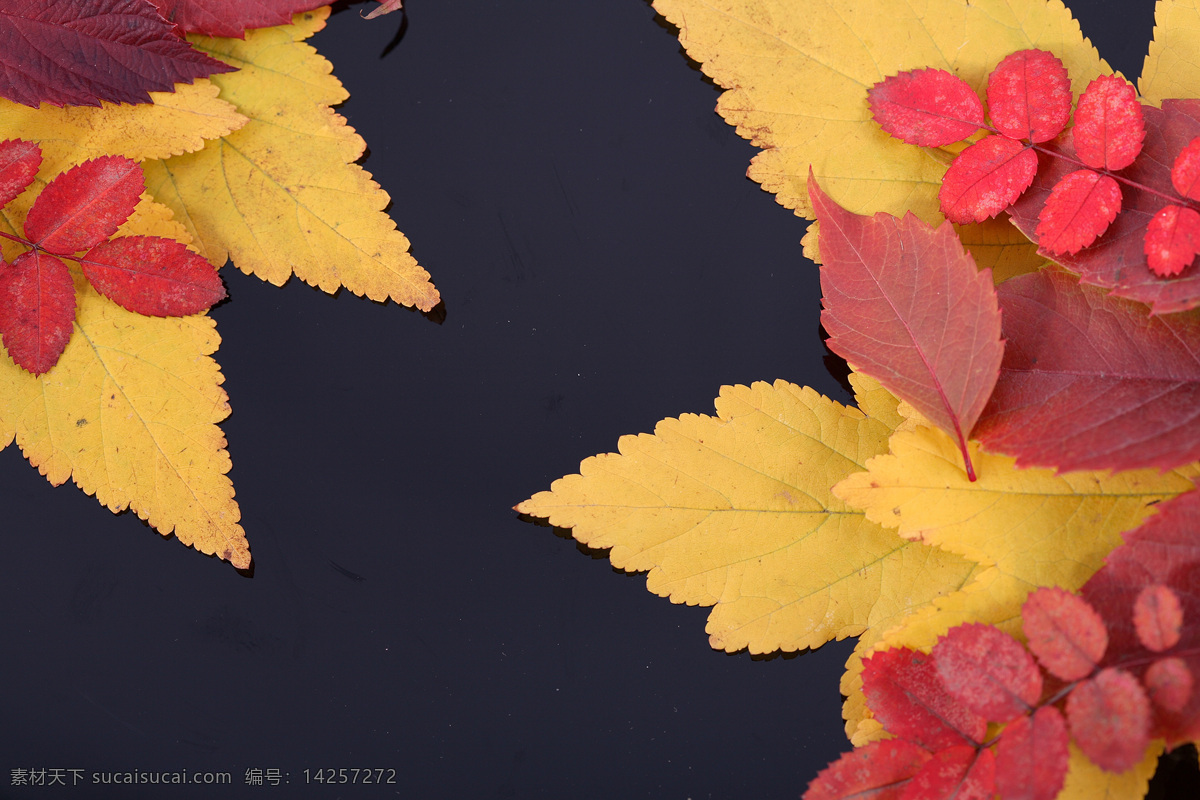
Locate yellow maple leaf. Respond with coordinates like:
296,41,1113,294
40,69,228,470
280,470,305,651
142,8,439,312
517,375,978,655
1140,0,1200,105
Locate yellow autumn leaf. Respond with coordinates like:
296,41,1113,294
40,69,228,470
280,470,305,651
517,375,979,655
142,8,439,312
1140,0,1200,104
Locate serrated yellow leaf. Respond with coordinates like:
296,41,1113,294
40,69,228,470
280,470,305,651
1140,0,1200,104
518,377,977,655
142,8,439,311
1059,741,1162,800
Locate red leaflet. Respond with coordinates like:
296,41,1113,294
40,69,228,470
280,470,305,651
1034,169,1121,254
364,0,404,20
1144,658,1193,713
148,0,328,37
1144,204,1200,277
868,69,985,147
0,0,233,107
862,648,987,750
1171,136,1200,200
1021,587,1107,682
1073,75,1145,171
1133,585,1183,652
0,139,41,208
975,267,1200,472
938,135,1038,223
804,739,931,800
1065,668,1151,773
809,174,1004,480
993,707,1069,800
932,624,1041,723
0,250,76,375
986,50,1071,144
900,746,994,800
24,156,144,255
81,237,226,316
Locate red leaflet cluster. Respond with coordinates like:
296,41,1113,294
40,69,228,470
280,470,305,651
0,139,225,374
870,49,1200,298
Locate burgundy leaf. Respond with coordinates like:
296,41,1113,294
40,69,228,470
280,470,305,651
1035,169,1121,254
1065,668,1151,773
80,236,225,317
986,50,1071,143
994,707,1070,800
1021,587,1107,682
862,648,987,750
1073,74,1145,171
809,174,1004,480
939,135,1038,223
869,68,986,147
147,0,328,37
1144,204,1200,277
899,746,994,800
24,156,143,255
804,739,931,800
0,139,41,209
932,624,1041,723
0,250,76,374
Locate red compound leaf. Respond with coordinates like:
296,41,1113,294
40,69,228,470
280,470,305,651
0,250,76,375
1145,204,1200,277
1065,667,1151,773
1073,74,1145,171
0,139,41,208
986,50,1071,143
80,236,225,317
23,156,143,255
899,746,994,800
1145,658,1194,713
1171,136,1200,200
1035,169,1121,254
994,707,1070,800
804,739,931,800
869,68,986,147
148,0,328,38
1133,584,1184,652
1021,586,1107,682
862,648,987,751
932,624,1041,723
939,135,1037,223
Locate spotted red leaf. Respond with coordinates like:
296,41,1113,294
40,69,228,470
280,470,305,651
939,135,1038,223
869,68,985,147
23,156,143,255
932,624,1041,723
1145,658,1193,713
901,746,994,800
1021,587,1107,682
147,0,328,37
809,174,1003,481
1134,584,1184,652
803,739,931,800
1035,169,1121,254
1171,136,1200,200
975,267,1200,472
1065,668,1151,773
994,707,1069,800
0,139,41,209
862,648,986,750
0,250,76,375
80,236,225,317
1145,204,1200,277
986,50,1071,143
0,0,233,107
1073,74,1145,171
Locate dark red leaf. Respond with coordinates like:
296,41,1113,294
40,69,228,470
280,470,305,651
899,746,994,800
0,0,233,108
1035,169,1121,254
1065,668,1151,773
1021,587,1107,682
0,250,76,375
804,739,932,800
147,0,328,37
975,267,1200,472
994,706,1070,800
1144,658,1194,713
80,236,225,317
986,50,1071,143
862,648,987,750
1171,136,1200,200
24,156,143,255
0,139,41,209
869,68,986,147
1133,584,1183,652
932,624,1041,723
1144,204,1200,277
939,135,1038,223
809,173,1003,481
1073,74,1145,171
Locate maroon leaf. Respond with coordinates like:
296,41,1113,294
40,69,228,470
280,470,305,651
1144,658,1193,713
147,0,328,37
932,624,1041,723
1072,74,1145,171
809,174,1003,480
0,139,41,209
0,0,233,107
986,50,1071,143
1171,136,1200,200
0,250,76,374
994,707,1070,800
23,156,143,255
862,648,987,750
1144,204,1200,277
975,267,1200,472
1133,584,1183,652
869,68,986,147
804,739,931,800
899,746,994,800
1035,169,1121,254
1021,587,1107,682
80,236,225,317
939,135,1038,223
1065,668,1151,773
